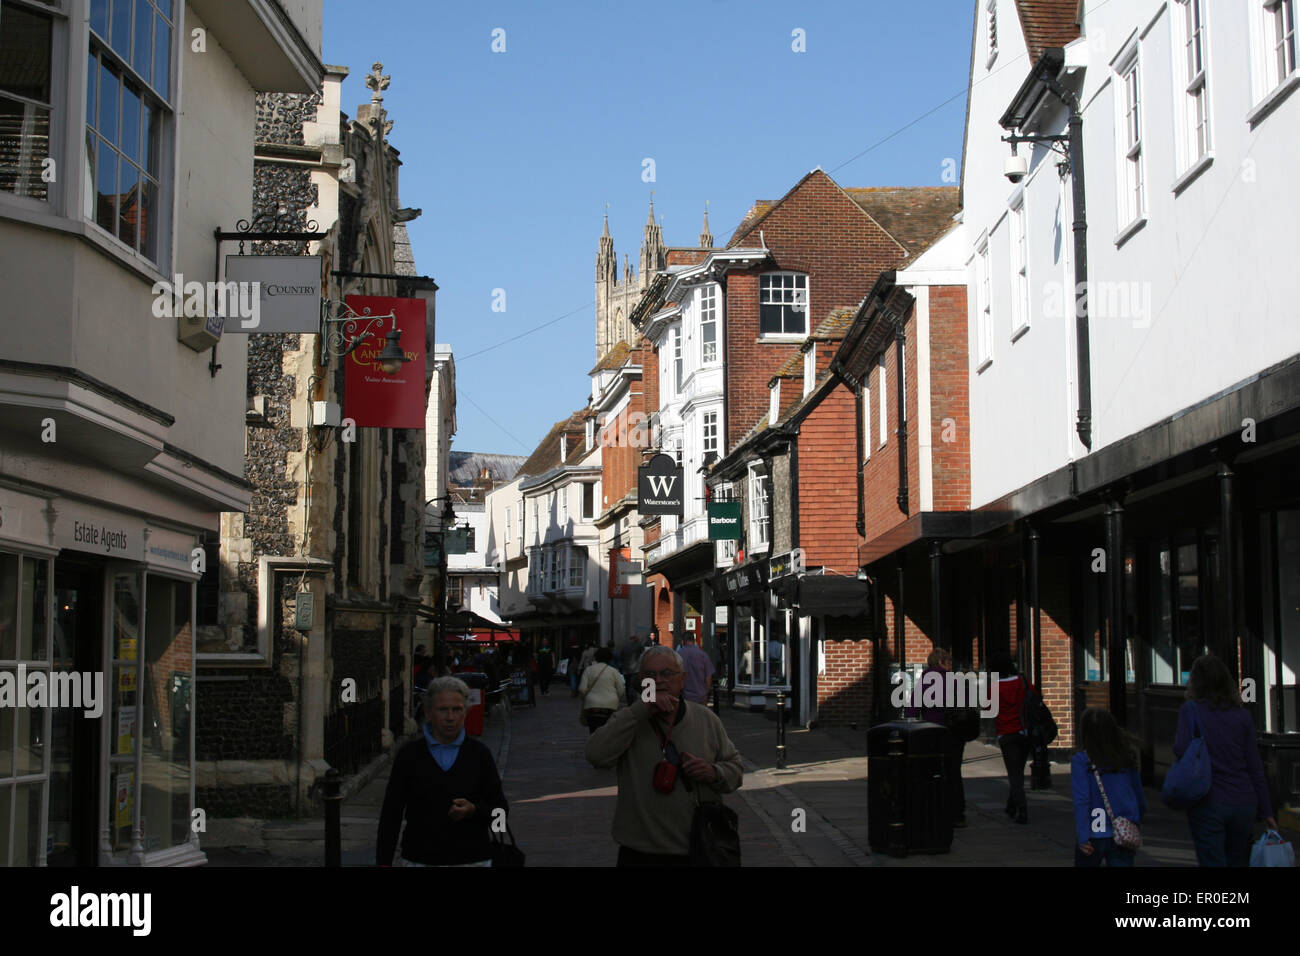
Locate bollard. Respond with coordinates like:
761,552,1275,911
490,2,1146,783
1030,743,1052,790
711,677,720,712
776,691,787,769
322,767,342,867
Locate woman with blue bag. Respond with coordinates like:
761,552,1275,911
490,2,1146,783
1171,654,1277,867
1072,708,1145,866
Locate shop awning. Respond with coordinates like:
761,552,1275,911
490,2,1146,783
776,574,872,617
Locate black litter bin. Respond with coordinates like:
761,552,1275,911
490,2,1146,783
868,719,953,856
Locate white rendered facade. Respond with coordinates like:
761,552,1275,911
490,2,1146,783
963,0,1300,508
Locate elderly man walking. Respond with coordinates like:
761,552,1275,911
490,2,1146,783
585,645,743,866
377,676,508,866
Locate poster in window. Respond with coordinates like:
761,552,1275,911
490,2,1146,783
115,773,134,830
117,709,136,755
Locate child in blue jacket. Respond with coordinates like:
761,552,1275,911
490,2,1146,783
1072,707,1145,866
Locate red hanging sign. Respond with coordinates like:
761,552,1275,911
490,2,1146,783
343,296,427,428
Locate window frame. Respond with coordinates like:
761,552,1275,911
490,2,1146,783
974,236,993,372
699,283,719,365
1171,0,1213,188
746,462,771,554
0,0,63,210
802,344,816,396
985,0,998,68
861,385,870,462
1250,0,1300,122
581,482,595,521
877,353,888,449
1114,44,1147,241
1008,191,1030,340
702,410,718,460
758,272,809,338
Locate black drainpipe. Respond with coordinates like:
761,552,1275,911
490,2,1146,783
893,314,908,514
1044,72,1092,450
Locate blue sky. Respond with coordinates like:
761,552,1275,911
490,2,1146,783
322,0,977,454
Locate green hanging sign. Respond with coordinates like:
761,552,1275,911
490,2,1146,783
708,501,742,541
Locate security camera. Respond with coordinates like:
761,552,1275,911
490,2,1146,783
1004,154,1029,184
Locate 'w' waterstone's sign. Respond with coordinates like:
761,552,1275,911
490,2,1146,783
637,454,683,516
707,501,741,540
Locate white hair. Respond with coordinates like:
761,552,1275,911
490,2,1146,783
638,645,683,671
426,676,470,702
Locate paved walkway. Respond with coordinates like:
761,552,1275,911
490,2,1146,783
205,690,1276,866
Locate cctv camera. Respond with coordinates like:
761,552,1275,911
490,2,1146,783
1004,154,1029,184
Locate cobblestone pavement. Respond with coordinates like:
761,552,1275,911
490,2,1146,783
206,690,1285,867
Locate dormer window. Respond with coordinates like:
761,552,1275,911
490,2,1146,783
803,343,816,396
759,273,808,337
769,380,781,422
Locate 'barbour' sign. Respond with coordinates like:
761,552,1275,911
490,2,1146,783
638,454,684,516
707,501,742,540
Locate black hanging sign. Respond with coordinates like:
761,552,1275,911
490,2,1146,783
638,453,684,516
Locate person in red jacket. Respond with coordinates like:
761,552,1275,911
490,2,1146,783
991,652,1032,824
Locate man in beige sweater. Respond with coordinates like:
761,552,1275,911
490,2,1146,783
585,645,744,865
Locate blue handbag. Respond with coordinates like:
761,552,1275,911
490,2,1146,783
1162,701,1212,809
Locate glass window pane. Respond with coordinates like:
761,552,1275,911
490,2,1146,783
98,60,118,142
113,573,140,661
143,98,158,175
0,98,51,200
117,158,138,247
156,0,171,20
0,678,13,776
91,0,109,38
111,0,132,60
120,81,140,164
1177,543,1200,682
152,15,170,100
0,553,16,659
95,137,117,233
83,128,96,218
19,557,47,660
143,577,192,850
0,3,52,102
133,0,152,81
13,781,42,865
16,697,41,775
139,174,157,261
86,50,97,129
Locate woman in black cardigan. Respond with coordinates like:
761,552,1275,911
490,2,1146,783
377,676,508,866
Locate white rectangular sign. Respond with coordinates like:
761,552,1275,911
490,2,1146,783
224,255,321,333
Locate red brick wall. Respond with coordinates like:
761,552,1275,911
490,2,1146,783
928,285,970,512
818,616,874,726
723,170,908,455
796,385,861,573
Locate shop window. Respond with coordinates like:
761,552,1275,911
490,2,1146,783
1149,540,1206,684
141,573,192,852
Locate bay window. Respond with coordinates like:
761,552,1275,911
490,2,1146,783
747,463,770,552
0,0,54,202
700,284,719,364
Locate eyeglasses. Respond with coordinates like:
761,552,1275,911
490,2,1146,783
640,669,683,680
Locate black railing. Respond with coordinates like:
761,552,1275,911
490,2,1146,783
324,697,384,776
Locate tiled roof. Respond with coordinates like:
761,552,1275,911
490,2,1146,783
589,340,631,375
771,352,804,384
810,307,857,341
1014,0,1081,62
449,451,527,486
843,187,960,257
517,409,589,478
728,201,775,247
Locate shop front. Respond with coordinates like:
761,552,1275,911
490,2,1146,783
715,560,790,710
1,488,202,867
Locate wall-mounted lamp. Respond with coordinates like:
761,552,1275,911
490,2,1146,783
320,300,410,375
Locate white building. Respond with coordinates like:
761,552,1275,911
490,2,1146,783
0,0,322,866
959,0,1300,763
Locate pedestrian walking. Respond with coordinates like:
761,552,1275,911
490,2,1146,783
580,641,597,677
578,646,625,733
537,641,554,695
1072,707,1144,866
1174,654,1276,867
677,633,715,705
566,644,582,697
377,676,508,867
991,652,1032,824
585,645,743,865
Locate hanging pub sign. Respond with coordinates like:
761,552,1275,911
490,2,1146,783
343,295,427,428
707,501,742,540
223,255,322,333
638,453,684,516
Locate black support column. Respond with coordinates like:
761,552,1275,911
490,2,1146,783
1217,458,1238,674
930,540,944,652
1105,496,1127,726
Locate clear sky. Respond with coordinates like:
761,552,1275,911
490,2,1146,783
322,0,979,455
